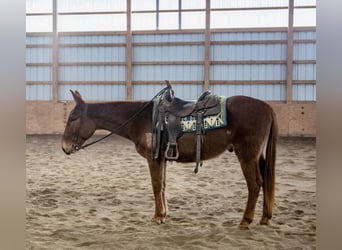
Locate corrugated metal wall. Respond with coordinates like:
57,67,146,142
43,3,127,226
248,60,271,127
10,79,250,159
58,33,126,100
26,29,316,101
26,34,53,100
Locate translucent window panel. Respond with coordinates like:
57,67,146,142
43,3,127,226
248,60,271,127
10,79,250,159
132,0,156,11
182,0,206,9
58,14,126,32
211,10,288,28
295,0,316,6
182,12,205,29
26,0,52,14
211,0,288,8
58,0,126,12
159,12,179,30
132,13,156,30
294,8,316,26
26,16,52,32
159,0,179,10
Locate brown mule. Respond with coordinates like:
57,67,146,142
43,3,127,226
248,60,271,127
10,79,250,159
62,88,278,228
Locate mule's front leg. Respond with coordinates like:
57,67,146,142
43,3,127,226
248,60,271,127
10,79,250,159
148,158,167,224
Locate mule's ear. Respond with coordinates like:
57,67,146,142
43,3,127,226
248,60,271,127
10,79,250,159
70,90,84,105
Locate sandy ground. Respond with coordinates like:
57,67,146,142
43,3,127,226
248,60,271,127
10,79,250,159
26,135,316,249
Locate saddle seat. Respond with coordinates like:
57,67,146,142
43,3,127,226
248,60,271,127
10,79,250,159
158,90,219,117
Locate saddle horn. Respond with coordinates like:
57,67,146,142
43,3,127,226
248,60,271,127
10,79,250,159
165,80,172,89
164,80,174,102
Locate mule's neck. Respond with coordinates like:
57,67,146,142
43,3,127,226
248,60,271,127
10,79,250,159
86,101,151,140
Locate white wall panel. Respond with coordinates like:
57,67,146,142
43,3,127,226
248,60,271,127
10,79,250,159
210,64,286,81
293,43,316,60
133,33,204,43
59,66,126,81
133,84,203,100
133,84,165,100
26,36,52,45
26,30,316,102
293,31,316,40
293,64,316,80
293,84,316,101
58,84,126,101
26,48,52,63
59,47,126,62
211,44,287,61
211,32,287,41
26,66,52,81
26,85,52,100
210,84,286,101
133,45,204,61
59,35,126,44
133,65,203,81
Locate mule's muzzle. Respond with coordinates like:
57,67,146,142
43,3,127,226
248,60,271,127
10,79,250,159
62,140,80,155
62,146,71,155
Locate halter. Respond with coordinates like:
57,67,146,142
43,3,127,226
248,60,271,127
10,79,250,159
74,85,171,151
71,104,87,151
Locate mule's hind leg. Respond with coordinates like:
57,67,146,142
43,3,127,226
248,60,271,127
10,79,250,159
147,158,167,224
259,155,273,225
259,155,268,224
239,159,262,228
235,144,262,228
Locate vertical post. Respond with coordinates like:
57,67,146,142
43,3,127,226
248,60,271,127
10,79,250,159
156,0,159,30
286,0,294,104
52,0,58,102
178,0,182,30
203,0,211,91
126,0,133,100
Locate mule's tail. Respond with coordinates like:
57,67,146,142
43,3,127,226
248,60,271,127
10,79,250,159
263,110,278,219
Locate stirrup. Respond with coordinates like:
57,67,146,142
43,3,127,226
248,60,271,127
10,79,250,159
194,161,203,174
165,142,179,160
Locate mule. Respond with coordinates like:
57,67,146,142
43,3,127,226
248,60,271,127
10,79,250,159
62,87,278,228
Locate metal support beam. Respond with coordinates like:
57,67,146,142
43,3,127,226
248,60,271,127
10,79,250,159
203,0,211,91
286,0,294,103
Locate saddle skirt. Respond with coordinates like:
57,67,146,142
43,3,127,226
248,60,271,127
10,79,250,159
180,97,227,133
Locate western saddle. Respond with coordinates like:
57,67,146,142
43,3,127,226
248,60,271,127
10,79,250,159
152,81,221,173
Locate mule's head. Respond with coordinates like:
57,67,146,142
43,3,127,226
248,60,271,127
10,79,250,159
62,90,96,155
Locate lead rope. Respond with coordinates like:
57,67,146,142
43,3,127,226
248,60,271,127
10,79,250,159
77,86,171,151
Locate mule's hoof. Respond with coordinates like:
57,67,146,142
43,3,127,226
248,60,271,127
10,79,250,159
260,217,269,225
239,221,250,229
151,216,166,224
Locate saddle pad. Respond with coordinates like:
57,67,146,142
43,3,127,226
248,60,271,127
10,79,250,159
181,97,227,133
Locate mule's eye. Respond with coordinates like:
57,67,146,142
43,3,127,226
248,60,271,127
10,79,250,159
68,115,78,123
